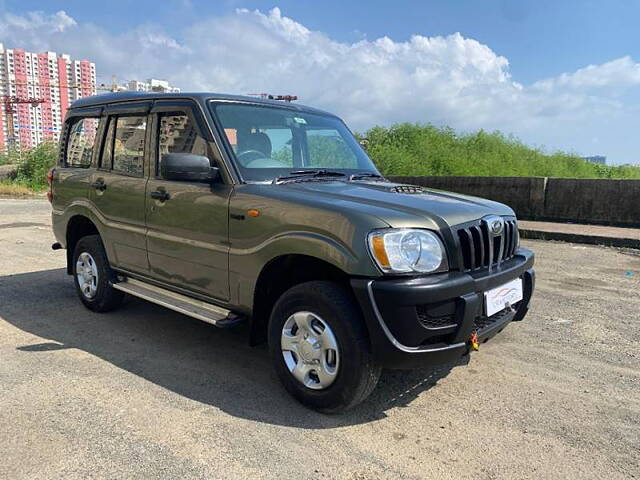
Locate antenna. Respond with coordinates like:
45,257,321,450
247,93,298,102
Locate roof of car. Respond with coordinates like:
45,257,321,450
69,91,334,116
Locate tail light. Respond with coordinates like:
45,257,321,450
47,168,55,203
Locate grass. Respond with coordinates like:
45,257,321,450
359,123,640,179
0,181,38,197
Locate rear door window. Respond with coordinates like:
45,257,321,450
100,117,115,169
112,116,147,176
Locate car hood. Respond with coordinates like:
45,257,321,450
284,180,515,229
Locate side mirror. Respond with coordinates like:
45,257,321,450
359,138,369,151
160,153,219,183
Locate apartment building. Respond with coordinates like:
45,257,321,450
0,43,96,151
582,155,607,165
126,78,180,93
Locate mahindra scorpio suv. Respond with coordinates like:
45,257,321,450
49,92,535,412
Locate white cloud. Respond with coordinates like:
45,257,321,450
533,56,640,91
1,7,639,162
2,10,76,32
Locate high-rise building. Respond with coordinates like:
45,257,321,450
583,155,607,165
126,78,180,93
0,43,96,151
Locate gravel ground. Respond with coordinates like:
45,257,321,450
0,198,638,479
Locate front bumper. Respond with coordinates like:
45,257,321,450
351,247,535,369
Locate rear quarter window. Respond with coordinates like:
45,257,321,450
65,117,99,168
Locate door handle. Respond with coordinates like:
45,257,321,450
150,190,170,201
91,179,107,191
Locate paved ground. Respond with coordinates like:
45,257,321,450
520,220,640,249
1,199,639,480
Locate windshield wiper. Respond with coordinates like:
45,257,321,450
273,169,347,184
349,172,386,181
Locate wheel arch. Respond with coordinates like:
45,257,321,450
249,253,354,346
65,215,101,274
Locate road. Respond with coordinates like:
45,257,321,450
0,198,638,479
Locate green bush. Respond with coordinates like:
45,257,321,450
359,123,640,179
7,142,58,190
1,124,639,194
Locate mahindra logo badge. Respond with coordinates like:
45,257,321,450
484,215,504,236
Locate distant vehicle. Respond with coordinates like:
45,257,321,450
49,92,535,412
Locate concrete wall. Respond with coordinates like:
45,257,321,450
543,178,640,226
389,175,640,227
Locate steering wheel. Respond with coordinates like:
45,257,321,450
237,149,266,166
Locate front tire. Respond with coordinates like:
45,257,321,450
72,235,124,312
268,281,381,413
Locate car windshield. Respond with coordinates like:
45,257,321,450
211,102,380,182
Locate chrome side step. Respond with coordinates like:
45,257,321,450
112,278,242,328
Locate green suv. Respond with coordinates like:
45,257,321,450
50,92,535,412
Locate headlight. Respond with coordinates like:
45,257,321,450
368,229,448,274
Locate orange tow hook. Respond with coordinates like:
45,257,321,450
469,332,480,351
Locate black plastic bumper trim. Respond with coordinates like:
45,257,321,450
365,280,468,354
351,248,535,369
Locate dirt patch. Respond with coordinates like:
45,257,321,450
0,200,638,480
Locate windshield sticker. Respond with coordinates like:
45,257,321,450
293,117,307,124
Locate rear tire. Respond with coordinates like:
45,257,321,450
268,281,381,413
72,235,124,312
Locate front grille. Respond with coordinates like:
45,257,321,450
456,218,518,271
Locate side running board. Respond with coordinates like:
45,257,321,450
112,278,243,328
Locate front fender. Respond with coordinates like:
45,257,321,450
229,229,382,310
228,184,393,310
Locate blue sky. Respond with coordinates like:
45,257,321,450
2,0,639,164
